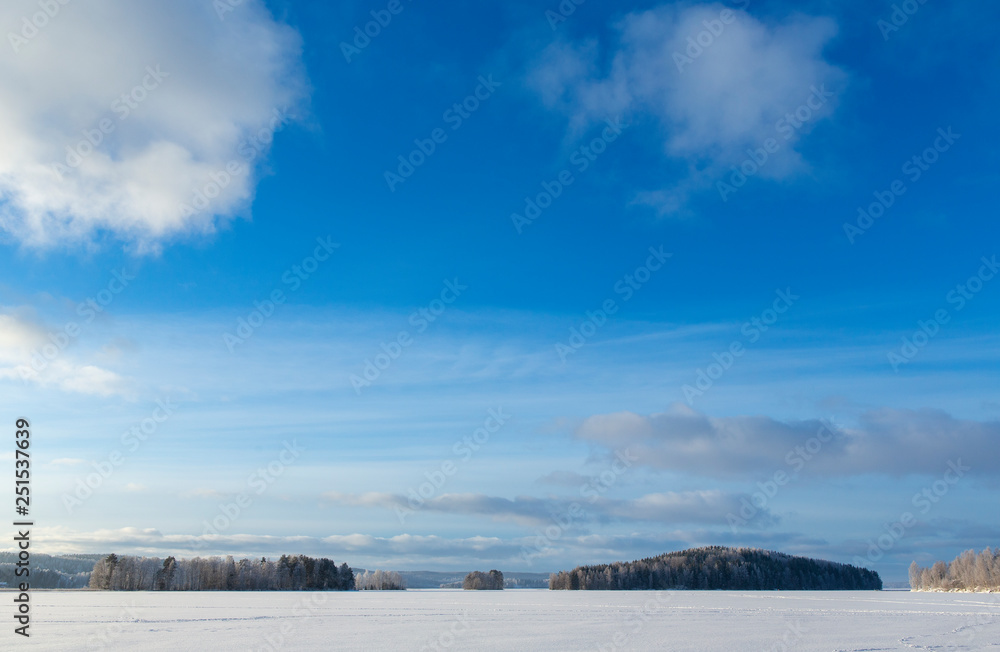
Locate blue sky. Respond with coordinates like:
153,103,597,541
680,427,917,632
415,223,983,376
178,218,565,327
1,0,998,582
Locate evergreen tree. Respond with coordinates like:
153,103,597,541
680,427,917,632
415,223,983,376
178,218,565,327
338,563,355,591
87,554,357,591
549,546,881,591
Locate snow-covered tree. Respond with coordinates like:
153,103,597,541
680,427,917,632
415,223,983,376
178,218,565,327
87,554,355,591
909,548,1000,591
550,547,881,591
463,570,504,590
355,569,405,590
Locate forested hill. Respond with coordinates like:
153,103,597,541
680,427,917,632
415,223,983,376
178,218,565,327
550,546,882,591
0,552,99,588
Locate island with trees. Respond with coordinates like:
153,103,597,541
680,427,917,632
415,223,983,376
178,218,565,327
463,570,504,590
549,546,882,591
88,554,355,591
355,569,406,590
909,547,1000,592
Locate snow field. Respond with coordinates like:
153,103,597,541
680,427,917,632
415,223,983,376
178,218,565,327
6,588,1000,651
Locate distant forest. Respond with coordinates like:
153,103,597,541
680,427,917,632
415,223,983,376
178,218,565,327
550,546,882,591
910,548,1000,591
0,552,99,588
89,554,355,591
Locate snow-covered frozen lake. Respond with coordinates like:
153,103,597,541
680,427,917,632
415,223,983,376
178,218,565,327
8,589,1000,651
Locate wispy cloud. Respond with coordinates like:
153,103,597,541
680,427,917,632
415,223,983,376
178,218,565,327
0,310,127,396
50,458,88,466
528,2,845,213
25,526,522,567
324,490,778,528
575,405,999,477
21,525,835,571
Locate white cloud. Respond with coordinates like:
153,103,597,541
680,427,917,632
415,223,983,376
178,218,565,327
182,488,229,500
26,526,523,566
0,312,44,359
575,405,1000,477
0,0,308,251
324,489,777,527
22,526,838,571
529,3,845,212
51,457,87,466
0,310,127,396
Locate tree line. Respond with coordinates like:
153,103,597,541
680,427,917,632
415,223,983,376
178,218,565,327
0,552,98,589
463,570,504,590
88,554,355,591
550,546,882,590
0,566,90,589
910,548,1000,591
355,569,406,590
